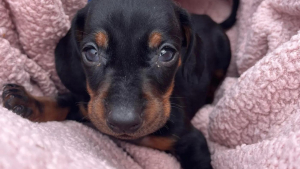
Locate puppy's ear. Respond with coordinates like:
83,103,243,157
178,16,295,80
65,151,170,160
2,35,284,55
176,7,195,78
69,6,88,53
54,6,89,96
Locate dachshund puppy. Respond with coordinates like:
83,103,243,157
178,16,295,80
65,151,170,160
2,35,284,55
2,0,239,168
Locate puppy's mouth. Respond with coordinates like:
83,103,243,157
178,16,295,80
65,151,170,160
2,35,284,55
106,131,144,140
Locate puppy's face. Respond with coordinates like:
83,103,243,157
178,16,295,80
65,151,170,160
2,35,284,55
75,0,190,140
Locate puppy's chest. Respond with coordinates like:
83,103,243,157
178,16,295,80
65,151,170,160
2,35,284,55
133,136,176,151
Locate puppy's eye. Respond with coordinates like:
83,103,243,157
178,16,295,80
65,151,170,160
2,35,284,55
82,43,101,66
159,46,176,62
84,48,99,62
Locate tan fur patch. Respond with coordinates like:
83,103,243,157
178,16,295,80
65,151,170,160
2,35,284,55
87,82,108,121
143,88,161,124
29,96,69,122
162,81,174,117
139,136,175,151
149,32,162,48
138,81,174,138
86,80,112,135
95,31,108,48
178,57,182,68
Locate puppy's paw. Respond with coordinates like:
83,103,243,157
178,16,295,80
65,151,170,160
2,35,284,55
2,84,38,119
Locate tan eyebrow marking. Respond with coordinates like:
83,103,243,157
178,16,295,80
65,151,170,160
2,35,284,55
149,32,162,48
95,31,109,48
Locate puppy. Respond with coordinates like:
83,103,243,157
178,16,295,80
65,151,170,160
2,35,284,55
2,0,239,168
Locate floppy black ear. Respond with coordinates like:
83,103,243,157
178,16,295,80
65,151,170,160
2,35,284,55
55,6,89,98
176,7,195,78
69,7,88,53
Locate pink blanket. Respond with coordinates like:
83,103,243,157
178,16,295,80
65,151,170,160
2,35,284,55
1,0,300,168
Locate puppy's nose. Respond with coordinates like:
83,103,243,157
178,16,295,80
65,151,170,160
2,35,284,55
107,107,142,133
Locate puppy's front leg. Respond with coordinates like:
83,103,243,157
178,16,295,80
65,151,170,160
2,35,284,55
2,84,76,122
174,127,212,169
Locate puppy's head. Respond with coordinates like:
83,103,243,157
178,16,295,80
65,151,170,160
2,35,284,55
70,0,193,140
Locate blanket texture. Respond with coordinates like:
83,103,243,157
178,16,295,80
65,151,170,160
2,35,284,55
1,0,300,168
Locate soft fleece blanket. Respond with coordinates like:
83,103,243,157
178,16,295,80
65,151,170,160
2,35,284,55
1,0,300,168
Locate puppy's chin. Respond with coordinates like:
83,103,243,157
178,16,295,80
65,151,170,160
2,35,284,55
88,110,169,140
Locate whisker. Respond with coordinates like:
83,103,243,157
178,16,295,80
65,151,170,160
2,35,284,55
171,102,185,108
167,118,175,124
172,134,180,139
163,125,169,130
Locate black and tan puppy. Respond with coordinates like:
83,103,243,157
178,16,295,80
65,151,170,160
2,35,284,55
2,0,239,168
